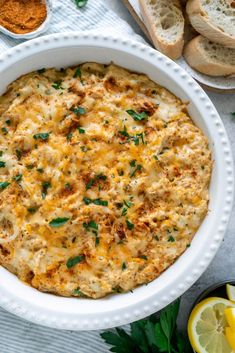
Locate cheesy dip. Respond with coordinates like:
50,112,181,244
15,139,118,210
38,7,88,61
0,63,212,298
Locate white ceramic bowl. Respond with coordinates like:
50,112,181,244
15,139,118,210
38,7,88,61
0,32,233,331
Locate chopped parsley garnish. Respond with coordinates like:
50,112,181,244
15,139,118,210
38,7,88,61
126,220,134,230
0,161,5,168
66,132,73,141
75,0,88,8
80,146,89,152
33,132,50,141
37,168,44,173
168,236,175,242
133,132,145,146
1,127,8,135
38,68,46,74
154,235,159,241
13,174,22,182
65,182,72,190
95,236,100,246
118,170,124,176
153,155,159,161
121,208,128,216
74,67,82,78
27,206,39,214
118,127,146,146
16,149,22,160
186,243,191,248
77,126,85,134
83,220,98,237
130,164,142,177
41,181,51,199
86,173,107,190
66,255,85,269
0,181,10,190
126,109,148,122
70,106,86,115
140,255,148,260
124,200,133,208
122,262,127,270
83,197,108,206
129,160,136,167
52,80,64,90
73,288,85,296
49,217,70,227
5,119,11,126
26,164,34,170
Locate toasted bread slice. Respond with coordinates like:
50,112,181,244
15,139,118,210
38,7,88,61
139,0,185,59
187,0,235,48
184,35,235,76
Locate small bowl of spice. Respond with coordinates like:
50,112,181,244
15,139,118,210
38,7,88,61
0,0,52,39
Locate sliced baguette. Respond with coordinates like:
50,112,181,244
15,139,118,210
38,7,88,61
139,0,185,59
184,35,235,76
186,0,235,48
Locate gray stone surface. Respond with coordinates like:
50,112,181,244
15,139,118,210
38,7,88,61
107,0,235,330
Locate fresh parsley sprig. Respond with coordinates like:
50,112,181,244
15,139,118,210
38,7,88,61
75,0,88,8
101,299,192,353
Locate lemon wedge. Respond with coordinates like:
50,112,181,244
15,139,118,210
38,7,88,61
226,327,235,351
225,308,235,331
188,297,235,353
227,284,235,303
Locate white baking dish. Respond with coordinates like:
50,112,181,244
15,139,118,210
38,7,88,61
0,32,233,331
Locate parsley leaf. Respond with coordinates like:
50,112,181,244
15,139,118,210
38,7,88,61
129,160,136,167
16,149,22,160
168,236,175,242
73,288,85,296
126,109,149,122
66,255,85,269
13,174,22,182
5,119,11,126
75,0,88,8
83,220,98,232
74,67,82,78
126,220,134,230
77,126,85,134
122,262,127,270
33,133,50,141
1,127,8,135
49,217,70,227
0,181,10,190
86,174,107,190
83,197,108,206
37,68,46,74
0,161,6,168
52,80,64,90
70,106,86,115
27,206,39,214
41,181,51,199
101,299,192,353
130,164,142,177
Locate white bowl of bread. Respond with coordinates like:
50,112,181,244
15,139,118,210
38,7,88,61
138,0,235,80
0,32,233,330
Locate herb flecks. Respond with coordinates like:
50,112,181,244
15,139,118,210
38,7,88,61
52,80,64,90
126,109,149,122
70,106,86,116
66,255,85,269
122,262,127,270
75,0,88,8
77,126,85,134
1,127,8,135
49,217,70,227
83,197,108,206
0,181,10,190
0,161,6,168
130,164,142,177
41,181,51,199
33,133,50,141
126,219,134,230
86,173,107,190
13,174,22,182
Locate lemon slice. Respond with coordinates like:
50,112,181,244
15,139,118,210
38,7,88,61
188,297,235,353
226,327,235,351
227,284,235,303
225,308,235,331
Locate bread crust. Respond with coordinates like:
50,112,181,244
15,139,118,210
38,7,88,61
139,0,184,60
187,0,235,48
184,35,235,76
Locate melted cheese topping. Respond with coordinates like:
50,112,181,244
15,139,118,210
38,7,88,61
0,63,212,298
